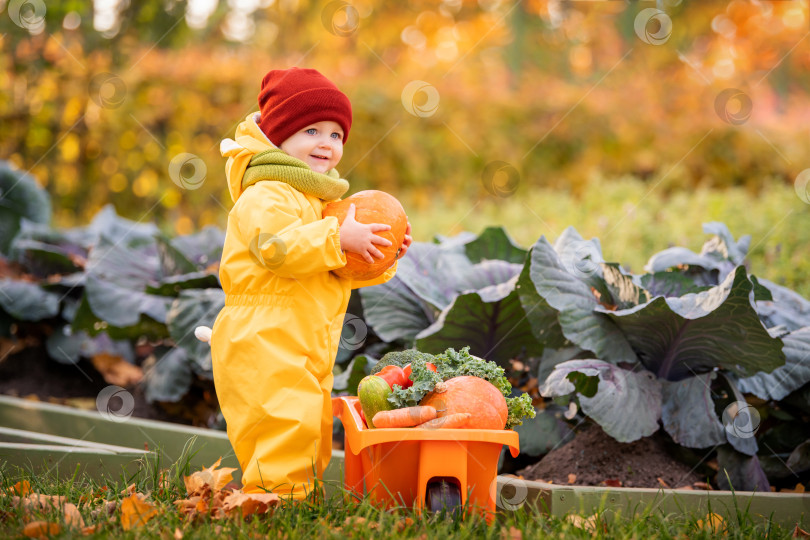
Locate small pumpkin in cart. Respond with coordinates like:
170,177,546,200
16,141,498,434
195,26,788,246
323,190,408,281
419,376,508,430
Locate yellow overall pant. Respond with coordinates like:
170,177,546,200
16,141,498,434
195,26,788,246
211,121,395,498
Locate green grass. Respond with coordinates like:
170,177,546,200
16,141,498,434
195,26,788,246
0,456,801,539
402,175,810,298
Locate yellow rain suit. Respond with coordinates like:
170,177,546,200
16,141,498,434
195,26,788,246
211,113,396,498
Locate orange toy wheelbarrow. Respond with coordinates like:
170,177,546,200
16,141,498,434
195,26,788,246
332,396,520,518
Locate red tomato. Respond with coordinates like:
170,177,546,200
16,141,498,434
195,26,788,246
377,365,408,390
402,362,437,389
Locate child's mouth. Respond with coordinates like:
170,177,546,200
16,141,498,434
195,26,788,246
311,155,329,161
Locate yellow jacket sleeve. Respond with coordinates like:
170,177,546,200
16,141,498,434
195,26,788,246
350,261,398,289
235,181,347,279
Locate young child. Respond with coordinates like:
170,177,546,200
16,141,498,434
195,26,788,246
210,67,411,499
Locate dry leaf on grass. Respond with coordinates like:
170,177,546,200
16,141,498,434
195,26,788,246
14,493,85,528
221,491,279,518
174,459,278,522
183,457,236,495
159,527,186,540
81,524,102,535
793,524,810,538
23,521,61,538
566,514,600,533
396,517,415,532
62,502,85,528
174,495,204,520
91,353,143,386
89,500,118,520
121,493,158,530
696,512,725,532
120,483,138,497
8,480,32,496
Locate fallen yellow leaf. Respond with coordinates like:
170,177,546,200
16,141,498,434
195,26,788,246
121,493,158,530
9,480,32,496
81,524,102,536
696,512,725,532
23,521,60,538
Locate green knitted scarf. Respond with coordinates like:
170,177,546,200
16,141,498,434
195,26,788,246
241,148,349,201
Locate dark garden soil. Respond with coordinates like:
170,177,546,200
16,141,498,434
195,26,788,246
0,344,194,425
518,423,705,489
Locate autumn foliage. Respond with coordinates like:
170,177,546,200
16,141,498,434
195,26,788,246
1,1,808,235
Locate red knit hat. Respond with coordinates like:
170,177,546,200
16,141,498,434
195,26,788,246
258,67,352,146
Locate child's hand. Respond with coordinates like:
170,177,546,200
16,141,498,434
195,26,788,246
339,204,393,263
397,221,413,260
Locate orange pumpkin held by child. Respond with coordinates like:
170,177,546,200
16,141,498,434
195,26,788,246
419,376,508,430
323,190,408,281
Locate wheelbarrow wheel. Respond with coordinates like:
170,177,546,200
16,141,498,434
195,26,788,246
425,478,462,515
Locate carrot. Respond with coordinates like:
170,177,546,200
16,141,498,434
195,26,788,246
372,406,437,428
416,413,471,430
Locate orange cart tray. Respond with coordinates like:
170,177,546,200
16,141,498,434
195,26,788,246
332,396,519,517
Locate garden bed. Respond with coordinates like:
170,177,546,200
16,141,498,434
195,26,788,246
518,423,704,489
0,345,204,426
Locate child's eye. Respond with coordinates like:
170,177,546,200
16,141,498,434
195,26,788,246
305,128,317,135
331,132,343,140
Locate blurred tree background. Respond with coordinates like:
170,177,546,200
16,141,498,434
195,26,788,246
1,0,809,289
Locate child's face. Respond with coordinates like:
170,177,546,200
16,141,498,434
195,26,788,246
279,120,344,174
